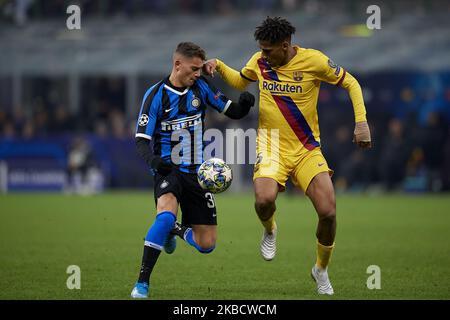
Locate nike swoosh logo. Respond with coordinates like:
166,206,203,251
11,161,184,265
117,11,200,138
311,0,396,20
164,108,174,113
318,163,325,167
262,69,273,73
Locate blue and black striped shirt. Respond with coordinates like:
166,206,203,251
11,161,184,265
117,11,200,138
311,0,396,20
135,76,231,174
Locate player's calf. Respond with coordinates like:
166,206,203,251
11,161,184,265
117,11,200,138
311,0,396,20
144,211,177,250
131,210,176,299
163,233,177,254
171,222,216,254
254,184,278,233
316,210,336,247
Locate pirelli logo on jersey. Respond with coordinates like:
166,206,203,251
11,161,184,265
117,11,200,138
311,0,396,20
262,80,303,94
161,114,202,131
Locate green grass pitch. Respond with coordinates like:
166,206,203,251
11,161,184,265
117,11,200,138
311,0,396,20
0,192,449,299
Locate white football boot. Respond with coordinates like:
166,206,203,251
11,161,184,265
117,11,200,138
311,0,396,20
311,265,334,295
260,223,277,261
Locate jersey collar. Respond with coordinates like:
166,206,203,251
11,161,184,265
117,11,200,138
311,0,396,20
164,76,189,95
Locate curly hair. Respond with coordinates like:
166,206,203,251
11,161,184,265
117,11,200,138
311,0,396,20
254,16,296,44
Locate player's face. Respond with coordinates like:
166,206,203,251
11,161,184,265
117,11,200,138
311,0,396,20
258,40,289,67
176,56,204,87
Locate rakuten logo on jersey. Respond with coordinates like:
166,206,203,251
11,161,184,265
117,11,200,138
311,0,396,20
262,80,302,94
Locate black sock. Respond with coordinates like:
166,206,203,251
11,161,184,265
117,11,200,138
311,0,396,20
137,246,161,284
171,223,188,239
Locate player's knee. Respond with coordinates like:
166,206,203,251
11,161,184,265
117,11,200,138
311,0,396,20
254,193,276,215
317,199,336,221
156,193,178,212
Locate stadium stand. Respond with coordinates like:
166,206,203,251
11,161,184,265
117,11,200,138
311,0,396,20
0,0,449,192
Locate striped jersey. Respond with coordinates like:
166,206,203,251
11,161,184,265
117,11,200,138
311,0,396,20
136,76,232,173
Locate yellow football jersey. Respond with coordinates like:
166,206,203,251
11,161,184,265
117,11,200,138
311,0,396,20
240,46,347,156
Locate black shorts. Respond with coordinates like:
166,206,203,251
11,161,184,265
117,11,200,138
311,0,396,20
154,170,217,226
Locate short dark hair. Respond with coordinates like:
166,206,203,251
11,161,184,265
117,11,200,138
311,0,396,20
175,42,206,60
254,16,296,44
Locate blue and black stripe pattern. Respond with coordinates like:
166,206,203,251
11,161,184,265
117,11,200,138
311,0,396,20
136,76,231,174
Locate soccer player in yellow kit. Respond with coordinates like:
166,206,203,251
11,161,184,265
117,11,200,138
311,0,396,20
204,16,372,295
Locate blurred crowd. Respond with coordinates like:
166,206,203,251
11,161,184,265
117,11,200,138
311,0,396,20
321,112,450,193
2,0,301,26
0,77,135,140
1,0,449,192
1,78,449,193
2,0,448,26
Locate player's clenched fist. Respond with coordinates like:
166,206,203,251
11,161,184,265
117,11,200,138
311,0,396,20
202,59,217,77
239,91,255,108
151,156,173,176
353,121,372,149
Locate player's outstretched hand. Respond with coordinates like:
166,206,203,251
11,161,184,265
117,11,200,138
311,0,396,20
239,91,255,108
151,156,173,176
353,121,372,149
203,59,217,77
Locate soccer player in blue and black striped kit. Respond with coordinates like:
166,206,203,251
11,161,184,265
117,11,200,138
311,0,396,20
131,42,255,298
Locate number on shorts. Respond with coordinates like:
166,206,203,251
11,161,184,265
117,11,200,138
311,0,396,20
205,192,215,208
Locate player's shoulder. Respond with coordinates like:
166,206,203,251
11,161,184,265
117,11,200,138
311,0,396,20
251,51,262,60
299,47,327,60
141,80,164,104
296,47,330,71
196,75,210,84
246,51,262,65
193,76,221,95
194,75,212,89
144,80,164,96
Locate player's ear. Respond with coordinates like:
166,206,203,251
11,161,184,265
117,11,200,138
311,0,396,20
281,41,289,51
174,59,182,71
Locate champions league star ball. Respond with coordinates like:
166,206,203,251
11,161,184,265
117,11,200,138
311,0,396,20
197,158,233,194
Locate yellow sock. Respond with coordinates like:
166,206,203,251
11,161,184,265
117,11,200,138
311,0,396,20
260,215,275,233
316,240,335,270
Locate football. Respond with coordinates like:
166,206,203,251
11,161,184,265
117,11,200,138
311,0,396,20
197,158,233,193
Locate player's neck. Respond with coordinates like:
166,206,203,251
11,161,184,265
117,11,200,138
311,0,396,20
281,46,297,67
168,74,186,90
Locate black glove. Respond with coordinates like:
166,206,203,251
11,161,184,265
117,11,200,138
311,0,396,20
239,91,255,108
151,156,173,176
224,91,255,119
